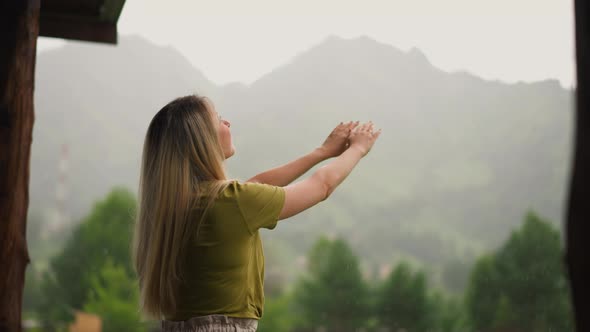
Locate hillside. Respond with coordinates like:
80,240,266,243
31,35,573,287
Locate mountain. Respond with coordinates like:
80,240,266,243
32,36,215,226
31,35,572,283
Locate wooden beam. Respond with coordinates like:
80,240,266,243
39,15,117,44
0,1,38,331
100,0,127,23
567,0,590,331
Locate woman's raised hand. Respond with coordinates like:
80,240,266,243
319,121,360,158
348,121,381,157
279,120,380,220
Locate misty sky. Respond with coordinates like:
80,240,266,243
38,0,575,88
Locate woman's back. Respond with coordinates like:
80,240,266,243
168,180,285,321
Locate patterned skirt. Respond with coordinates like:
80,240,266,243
161,315,258,332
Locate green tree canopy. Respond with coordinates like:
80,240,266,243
465,211,573,331
257,293,297,332
430,292,468,332
465,254,502,330
84,259,145,332
294,236,369,331
37,187,137,329
376,261,434,332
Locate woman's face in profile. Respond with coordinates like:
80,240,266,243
211,105,235,159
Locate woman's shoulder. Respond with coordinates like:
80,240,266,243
218,179,256,196
214,179,259,198
217,180,282,200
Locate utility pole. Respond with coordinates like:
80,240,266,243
51,143,70,233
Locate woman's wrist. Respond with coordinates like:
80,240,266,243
314,146,334,161
347,144,367,157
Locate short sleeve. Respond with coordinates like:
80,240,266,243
235,181,286,233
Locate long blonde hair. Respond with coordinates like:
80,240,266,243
133,95,232,318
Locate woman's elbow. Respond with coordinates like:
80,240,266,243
319,178,336,202
321,178,335,201
312,167,340,202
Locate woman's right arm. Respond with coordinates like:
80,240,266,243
278,121,381,220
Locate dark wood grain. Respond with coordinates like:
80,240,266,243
0,1,38,331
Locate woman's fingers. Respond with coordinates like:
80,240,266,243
345,121,359,132
353,122,364,132
361,122,372,132
335,122,353,135
345,121,378,135
372,128,382,138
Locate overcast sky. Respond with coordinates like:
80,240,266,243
38,0,575,88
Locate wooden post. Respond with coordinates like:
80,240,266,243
568,0,590,331
0,1,39,331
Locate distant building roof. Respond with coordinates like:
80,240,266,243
40,0,126,44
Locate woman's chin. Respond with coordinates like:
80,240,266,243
226,148,236,159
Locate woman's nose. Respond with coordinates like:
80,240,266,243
223,119,231,128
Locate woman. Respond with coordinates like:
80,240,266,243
133,94,381,331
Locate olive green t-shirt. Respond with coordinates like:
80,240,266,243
167,180,286,321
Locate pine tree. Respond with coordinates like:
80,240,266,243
465,212,574,331
294,236,369,331
376,261,434,332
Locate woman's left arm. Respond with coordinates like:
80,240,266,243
246,121,358,186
